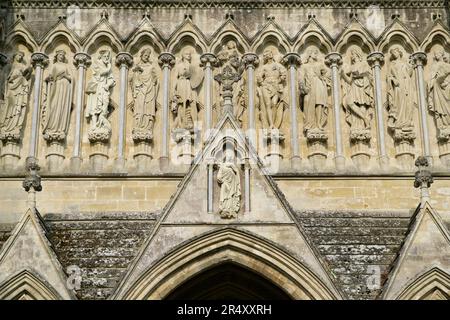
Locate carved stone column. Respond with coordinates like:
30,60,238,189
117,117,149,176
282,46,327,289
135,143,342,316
71,53,91,171
207,159,214,214
200,53,218,138
367,52,389,170
281,53,302,168
158,53,175,169
414,156,433,207
28,53,49,164
325,53,345,171
115,52,133,171
242,53,259,146
243,160,251,214
412,52,432,166
22,157,42,212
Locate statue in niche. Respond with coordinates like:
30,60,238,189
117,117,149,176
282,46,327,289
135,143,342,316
171,48,204,133
386,45,417,140
217,40,246,123
41,50,73,141
255,48,288,136
85,49,115,141
0,51,32,141
217,147,241,219
299,47,331,139
129,48,159,142
428,49,450,141
341,47,374,141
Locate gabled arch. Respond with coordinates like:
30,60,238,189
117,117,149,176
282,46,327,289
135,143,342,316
420,20,450,53
335,18,376,54
40,19,81,54
5,19,38,53
293,18,333,54
121,228,338,300
125,17,165,54
210,136,248,163
0,269,62,300
397,267,450,300
82,18,123,54
252,19,292,55
167,18,207,53
377,19,419,54
210,19,250,54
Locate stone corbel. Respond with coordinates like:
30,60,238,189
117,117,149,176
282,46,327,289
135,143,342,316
414,156,433,207
23,157,42,211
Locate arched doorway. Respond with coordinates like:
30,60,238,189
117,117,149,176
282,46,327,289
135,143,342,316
165,263,291,300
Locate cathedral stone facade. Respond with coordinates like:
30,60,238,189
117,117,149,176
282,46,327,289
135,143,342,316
0,0,449,300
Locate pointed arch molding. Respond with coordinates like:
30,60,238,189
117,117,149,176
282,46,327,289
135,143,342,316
0,270,62,300
397,267,450,300
120,228,338,300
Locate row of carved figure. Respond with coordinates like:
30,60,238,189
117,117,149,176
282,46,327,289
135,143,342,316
1,42,450,160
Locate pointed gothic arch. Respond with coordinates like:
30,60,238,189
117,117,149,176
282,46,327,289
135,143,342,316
121,228,338,300
396,267,450,300
0,269,62,300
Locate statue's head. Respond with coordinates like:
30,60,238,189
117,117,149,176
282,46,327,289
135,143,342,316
389,45,403,60
305,47,319,62
99,50,111,64
263,48,274,63
433,48,445,62
140,48,152,63
224,145,236,162
181,48,192,62
349,47,363,63
54,50,67,63
226,40,237,50
13,51,25,63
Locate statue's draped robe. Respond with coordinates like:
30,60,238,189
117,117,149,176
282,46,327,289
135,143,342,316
428,60,450,131
300,61,329,133
42,62,73,139
131,62,159,135
0,62,29,136
217,163,241,217
387,59,416,131
342,60,373,130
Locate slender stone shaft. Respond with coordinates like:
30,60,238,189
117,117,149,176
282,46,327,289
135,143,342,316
325,53,345,170
242,53,259,146
29,53,49,159
200,53,218,139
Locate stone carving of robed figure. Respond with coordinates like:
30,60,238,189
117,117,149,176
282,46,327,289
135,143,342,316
256,48,288,135
217,148,241,219
300,47,330,137
130,48,159,141
42,50,73,141
428,49,450,140
171,48,204,133
341,47,374,139
386,45,417,139
85,49,115,141
0,51,32,140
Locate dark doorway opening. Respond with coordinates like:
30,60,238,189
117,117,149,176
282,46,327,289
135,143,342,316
165,263,292,300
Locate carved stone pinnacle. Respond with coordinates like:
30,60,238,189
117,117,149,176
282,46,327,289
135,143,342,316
22,157,42,192
414,156,433,189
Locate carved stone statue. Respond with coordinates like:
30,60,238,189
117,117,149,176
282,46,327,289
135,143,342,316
216,40,246,123
386,45,417,141
130,48,159,142
428,49,450,142
85,49,115,142
0,51,32,141
217,148,241,219
341,47,374,141
300,47,331,139
41,50,73,141
171,48,203,133
256,48,288,135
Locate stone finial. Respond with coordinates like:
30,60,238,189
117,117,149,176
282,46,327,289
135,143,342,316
281,53,301,68
101,9,109,20
349,9,358,19
411,52,427,67
115,52,134,68
158,52,175,69
214,65,240,93
143,8,151,19
200,53,218,68
31,52,49,69
242,53,259,69
0,53,7,67
325,52,343,68
414,156,433,205
367,52,385,67
73,52,92,69
22,157,42,192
